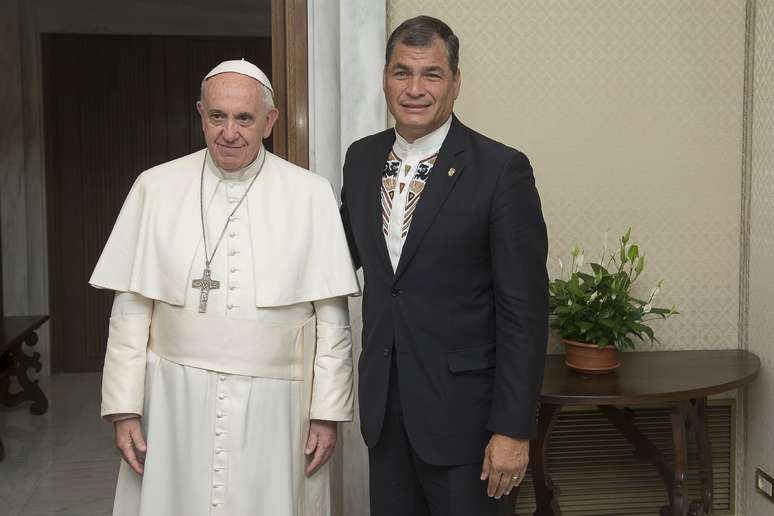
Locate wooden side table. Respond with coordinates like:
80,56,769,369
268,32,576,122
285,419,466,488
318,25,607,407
0,315,50,461
505,350,759,516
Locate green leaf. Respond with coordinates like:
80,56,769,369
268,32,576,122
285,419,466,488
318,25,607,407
630,322,655,341
548,228,676,351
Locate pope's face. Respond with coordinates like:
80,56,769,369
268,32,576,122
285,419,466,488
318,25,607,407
197,73,278,171
383,37,461,142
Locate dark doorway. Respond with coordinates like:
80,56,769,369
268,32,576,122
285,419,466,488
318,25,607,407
43,34,271,372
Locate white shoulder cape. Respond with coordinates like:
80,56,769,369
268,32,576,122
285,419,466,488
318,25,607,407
90,149,360,307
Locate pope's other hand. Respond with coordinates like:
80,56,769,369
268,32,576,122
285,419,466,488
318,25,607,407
114,417,147,476
304,420,338,477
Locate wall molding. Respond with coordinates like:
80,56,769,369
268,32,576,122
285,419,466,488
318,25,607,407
739,1,757,513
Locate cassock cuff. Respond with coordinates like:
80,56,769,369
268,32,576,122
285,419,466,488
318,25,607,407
309,298,354,421
101,312,151,418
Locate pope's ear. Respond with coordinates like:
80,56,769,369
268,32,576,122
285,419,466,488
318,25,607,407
263,108,280,139
196,101,204,117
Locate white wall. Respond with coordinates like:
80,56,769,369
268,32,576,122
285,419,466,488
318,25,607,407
307,2,387,514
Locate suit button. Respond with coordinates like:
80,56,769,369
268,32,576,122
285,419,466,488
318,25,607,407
383,348,390,356
391,289,402,297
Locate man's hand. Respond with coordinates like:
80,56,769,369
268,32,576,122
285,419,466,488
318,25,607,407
304,420,337,477
114,417,147,475
480,434,529,499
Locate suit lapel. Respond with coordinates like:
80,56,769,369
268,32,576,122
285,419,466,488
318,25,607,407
393,117,467,282
366,131,396,275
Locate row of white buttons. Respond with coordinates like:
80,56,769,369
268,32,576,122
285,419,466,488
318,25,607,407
225,190,244,313
211,374,231,512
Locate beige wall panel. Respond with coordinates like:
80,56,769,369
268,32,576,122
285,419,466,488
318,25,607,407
389,1,746,352
746,0,774,513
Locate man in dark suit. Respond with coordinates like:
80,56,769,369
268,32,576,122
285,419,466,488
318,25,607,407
340,15,549,516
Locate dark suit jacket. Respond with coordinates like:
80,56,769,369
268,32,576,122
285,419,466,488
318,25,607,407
340,115,548,466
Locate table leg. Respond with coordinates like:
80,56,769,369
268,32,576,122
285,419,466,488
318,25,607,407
687,398,713,516
1,330,48,415
598,405,674,502
532,403,562,516
0,372,6,461
669,401,690,516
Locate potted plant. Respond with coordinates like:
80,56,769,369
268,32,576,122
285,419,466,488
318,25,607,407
548,229,678,374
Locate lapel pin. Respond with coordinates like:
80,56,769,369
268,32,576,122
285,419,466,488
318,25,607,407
448,167,456,177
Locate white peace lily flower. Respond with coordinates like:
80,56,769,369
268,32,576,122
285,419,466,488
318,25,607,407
643,303,652,314
571,244,582,257
589,292,599,302
575,252,584,272
648,284,661,302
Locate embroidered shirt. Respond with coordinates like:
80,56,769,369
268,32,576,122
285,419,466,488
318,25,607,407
382,116,452,272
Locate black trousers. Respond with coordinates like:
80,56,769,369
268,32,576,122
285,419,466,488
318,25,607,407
368,355,501,516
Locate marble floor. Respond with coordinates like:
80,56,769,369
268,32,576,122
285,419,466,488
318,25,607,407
0,373,117,516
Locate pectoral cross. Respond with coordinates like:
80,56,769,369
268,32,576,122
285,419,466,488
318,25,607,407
192,267,220,313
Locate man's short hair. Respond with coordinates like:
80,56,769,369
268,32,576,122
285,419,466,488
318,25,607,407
386,16,459,73
200,78,275,112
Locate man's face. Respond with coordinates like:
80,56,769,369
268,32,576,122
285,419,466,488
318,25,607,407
196,73,278,171
383,37,461,142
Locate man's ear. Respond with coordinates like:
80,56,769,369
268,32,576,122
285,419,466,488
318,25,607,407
382,65,388,94
263,107,280,139
452,69,462,100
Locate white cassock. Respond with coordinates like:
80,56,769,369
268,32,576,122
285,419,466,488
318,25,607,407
90,147,360,516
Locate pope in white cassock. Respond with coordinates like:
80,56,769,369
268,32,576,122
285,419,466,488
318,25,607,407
89,59,360,516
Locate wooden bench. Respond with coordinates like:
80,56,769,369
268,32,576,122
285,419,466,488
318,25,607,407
0,315,50,460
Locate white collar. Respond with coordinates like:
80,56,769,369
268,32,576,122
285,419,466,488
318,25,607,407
206,146,265,182
393,116,452,161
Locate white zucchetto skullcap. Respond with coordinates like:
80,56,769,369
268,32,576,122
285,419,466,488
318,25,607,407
204,59,273,94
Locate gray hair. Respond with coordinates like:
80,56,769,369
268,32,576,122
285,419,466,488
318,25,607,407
386,16,459,73
200,78,275,111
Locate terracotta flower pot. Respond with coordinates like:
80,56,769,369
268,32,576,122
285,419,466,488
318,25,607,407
563,339,620,374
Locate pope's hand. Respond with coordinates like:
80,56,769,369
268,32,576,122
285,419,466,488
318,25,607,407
304,420,337,477
114,417,147,476
480,434,529,499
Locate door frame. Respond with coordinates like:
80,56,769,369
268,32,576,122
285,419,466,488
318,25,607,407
272,0,309,168
45,3,309,372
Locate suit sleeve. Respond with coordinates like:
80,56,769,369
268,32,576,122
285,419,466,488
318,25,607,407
340,147,362,270
486,152,548,439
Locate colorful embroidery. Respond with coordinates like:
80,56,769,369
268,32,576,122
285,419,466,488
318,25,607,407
381,151,437,237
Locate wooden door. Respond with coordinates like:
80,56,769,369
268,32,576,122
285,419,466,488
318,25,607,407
44,34,271,372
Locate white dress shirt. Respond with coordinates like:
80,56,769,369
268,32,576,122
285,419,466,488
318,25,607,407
385,116,452,271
